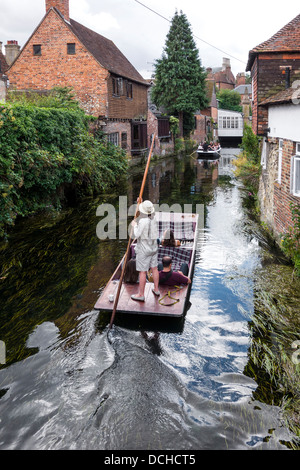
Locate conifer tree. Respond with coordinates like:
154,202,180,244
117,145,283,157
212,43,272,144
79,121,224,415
151,10,208,137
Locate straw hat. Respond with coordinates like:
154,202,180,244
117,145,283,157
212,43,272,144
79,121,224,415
138,200,155,215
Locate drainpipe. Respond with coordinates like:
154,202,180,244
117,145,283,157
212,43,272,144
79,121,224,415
285,67,291,89
280,66,292,89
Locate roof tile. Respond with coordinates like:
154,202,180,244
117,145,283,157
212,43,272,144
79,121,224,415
69,18,148,85
246,13,300,70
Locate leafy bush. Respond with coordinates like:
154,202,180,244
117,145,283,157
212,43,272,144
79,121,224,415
216,88,243,113
240,124,261,164
0,100,128,238
233,125,261,197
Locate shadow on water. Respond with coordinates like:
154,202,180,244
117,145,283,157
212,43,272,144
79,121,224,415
0,151,298,450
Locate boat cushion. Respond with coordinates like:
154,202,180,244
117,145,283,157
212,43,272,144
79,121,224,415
158,220,195,241
130,245,192,271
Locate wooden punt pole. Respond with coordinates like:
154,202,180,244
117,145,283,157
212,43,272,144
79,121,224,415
109,134,156,329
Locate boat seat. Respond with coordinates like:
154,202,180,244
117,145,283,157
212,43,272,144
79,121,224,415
157,246,192,271
130,244,192,271
157,220,195,241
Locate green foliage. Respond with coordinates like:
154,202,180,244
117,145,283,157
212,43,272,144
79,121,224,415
216,89,242,113
281,203,300,276
7,86,83,111
169,115,179,138
233,125,261,197
0,100,128,238
151,10,208,137
240,124,261,164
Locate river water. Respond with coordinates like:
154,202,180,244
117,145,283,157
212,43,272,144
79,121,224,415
0,149,298,450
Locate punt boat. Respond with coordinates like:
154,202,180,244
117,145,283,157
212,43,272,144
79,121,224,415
197,145,221,160
94,211,199,318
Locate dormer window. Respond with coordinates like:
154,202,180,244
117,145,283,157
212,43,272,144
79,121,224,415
67,43,76,55
33,45,42,56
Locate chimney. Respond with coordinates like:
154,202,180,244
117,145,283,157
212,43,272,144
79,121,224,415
236,73,246,87
222,58,231,71
5,40,21,66
46,0,70,22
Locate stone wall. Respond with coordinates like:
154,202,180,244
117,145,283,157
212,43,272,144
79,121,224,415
258,140,277,234
259,137,300,240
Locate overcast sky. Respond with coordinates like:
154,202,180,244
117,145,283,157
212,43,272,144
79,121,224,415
0,0,299,77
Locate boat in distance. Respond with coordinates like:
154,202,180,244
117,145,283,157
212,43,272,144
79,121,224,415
197,143,221,160
94,211,199,318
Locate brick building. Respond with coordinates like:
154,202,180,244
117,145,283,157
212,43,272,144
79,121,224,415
146,80,174,157
7,0,150,156
206,58,236,91
258,87,300,239
0,43,9,102
246,13,300,136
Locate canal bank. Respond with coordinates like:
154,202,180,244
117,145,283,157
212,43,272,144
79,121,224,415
0,149,299,449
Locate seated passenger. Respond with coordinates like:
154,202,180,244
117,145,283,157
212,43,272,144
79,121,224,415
158,256,191,286
161,229,180,247
124,258,139,284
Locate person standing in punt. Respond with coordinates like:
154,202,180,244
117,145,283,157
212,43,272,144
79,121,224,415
130,200,160,302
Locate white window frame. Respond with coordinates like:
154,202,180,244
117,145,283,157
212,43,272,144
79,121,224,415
277,139,283,184
261,138,268,170
291,142,300,197
107,132,119,147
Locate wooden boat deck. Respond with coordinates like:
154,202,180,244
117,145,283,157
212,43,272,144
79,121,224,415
94,281,189,317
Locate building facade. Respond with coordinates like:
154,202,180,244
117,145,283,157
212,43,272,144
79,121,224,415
7,0,149,156
246,13,300,136
259,88,300,239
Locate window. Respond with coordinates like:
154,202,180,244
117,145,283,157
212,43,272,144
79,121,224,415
277,139,283,184
107,133,119,147
67,43,76,55
121,132,127,150
112,77,123,97
291,155,300,197
33,45,42,56
131,122,147,151
126,81,133,99
296,142,300,156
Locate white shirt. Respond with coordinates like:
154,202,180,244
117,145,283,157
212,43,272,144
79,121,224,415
133,216,158,256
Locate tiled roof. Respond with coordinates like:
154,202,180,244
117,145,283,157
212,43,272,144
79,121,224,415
69,18,148,85
234,84,252,95
259,86,298,106
246,13,300,71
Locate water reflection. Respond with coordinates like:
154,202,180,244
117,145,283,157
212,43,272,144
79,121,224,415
0,149,297,450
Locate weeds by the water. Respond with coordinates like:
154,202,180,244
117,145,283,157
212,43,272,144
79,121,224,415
245,266,300,448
